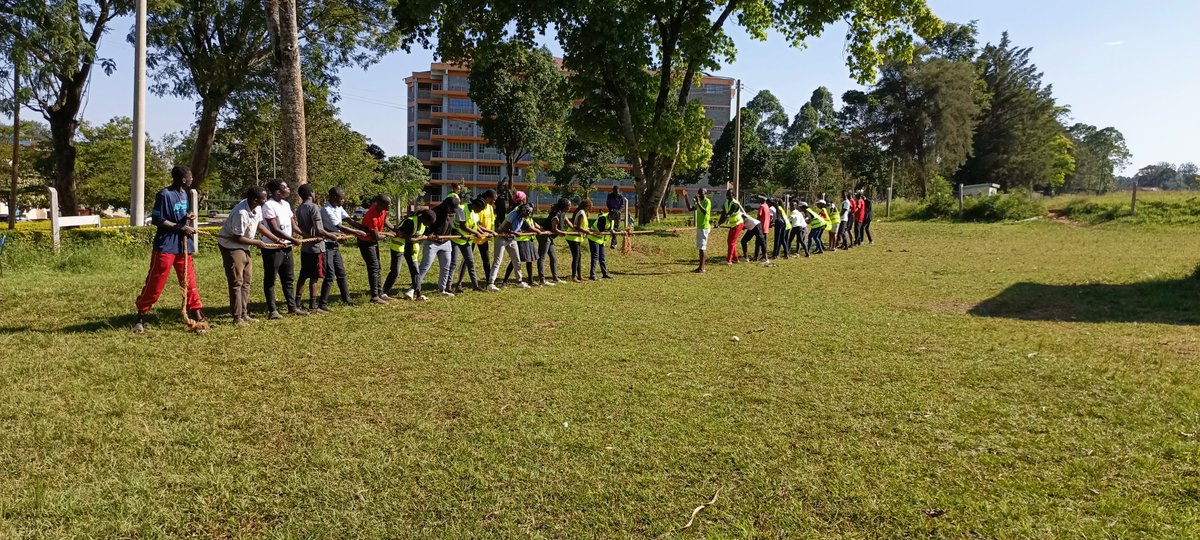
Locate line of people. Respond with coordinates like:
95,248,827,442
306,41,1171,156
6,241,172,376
681,188,874,273
131,170,628,332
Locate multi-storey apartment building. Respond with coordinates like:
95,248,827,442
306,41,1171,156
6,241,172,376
405,62,734,209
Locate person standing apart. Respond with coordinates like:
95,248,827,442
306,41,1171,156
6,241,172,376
860,193,874,245
415,196,460,297
133,165,206,333
260,180,306,319
319,187,362,309
564,199,592,283
294,184,343,313
537,198,571,285
606,184,625,248
683,188,712,273
715,190,745,264
486,203,534,290
353,195,391,304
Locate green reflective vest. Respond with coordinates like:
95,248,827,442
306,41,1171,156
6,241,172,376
451,209,480,245
774,205,791,230
390,214,426,252
695,197,712,229
589,214,616,244
724,199,744,226
565,210,589,243
807,208,828,229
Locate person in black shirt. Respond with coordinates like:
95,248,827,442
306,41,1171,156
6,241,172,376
415,196,459,297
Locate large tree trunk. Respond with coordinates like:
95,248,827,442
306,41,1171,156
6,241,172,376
265,0,308,187
47,110,80,216
635,156,679,224
188,97,223,193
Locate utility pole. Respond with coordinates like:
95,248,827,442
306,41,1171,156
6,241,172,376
8,50,19,230
129,0,147,226
733,79,742,199
886,158,895,218
1131,178,1138,216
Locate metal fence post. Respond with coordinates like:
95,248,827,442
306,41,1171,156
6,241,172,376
958,184,965,215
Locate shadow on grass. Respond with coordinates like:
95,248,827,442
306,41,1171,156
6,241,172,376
970,277,1200,325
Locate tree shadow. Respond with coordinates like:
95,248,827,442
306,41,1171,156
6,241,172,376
969,277,1200,325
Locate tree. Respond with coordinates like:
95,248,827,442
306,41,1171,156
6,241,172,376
745,90,788,148
775,142,819,192
143,0,402,193
784,103,820,146
264,0,309,187
872,46,985,197
957,32,1068,191
0,120,52,213
424,0,941,223
377,155,430,207
0,0,131,215
551,135,626,199
1064,123,1131,193
468,41,570,190
809,86,836,129
74,116,169,212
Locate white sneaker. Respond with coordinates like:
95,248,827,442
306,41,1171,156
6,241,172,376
517,282,531,289
403,289,416,300
544,281,557,286
417,295,429,302
440,291,456,297
486,284,501,292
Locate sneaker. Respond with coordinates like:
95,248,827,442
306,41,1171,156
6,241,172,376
516,282,531,289
554,279,565,285
416,295,430,302
380,294,393,302
370,296,387,305
268,311,283,320
289,308,309,316
485,284,501,292
440,290,456,297
403,289,416,300
543,280,557,287
234,318,251,327
314,307,331,314
243,314,257,322
132,321,145,334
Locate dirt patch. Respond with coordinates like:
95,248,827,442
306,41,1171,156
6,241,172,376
1047,209,1083,228
1160,335,1200,358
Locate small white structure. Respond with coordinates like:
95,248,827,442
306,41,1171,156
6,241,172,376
961,183,1001,197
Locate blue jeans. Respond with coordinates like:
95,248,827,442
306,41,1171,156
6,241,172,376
416,240,454,293
808,226,826,254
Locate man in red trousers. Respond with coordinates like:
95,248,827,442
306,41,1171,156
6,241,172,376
133,165,205,333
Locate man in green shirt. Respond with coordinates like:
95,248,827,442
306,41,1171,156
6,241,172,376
683,188,713,273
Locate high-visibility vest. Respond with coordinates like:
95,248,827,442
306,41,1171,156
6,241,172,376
565,210,589,243
589,214,616,244
828,204,841,224
694,197,712,229
774,205,791,230
807,208,828,229
390,214,426,253
451,209,480,245
724,199,744,226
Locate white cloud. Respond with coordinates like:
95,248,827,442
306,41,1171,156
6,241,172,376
1105,40,1124,46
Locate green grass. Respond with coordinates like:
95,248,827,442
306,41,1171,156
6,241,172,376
1,221,1199,538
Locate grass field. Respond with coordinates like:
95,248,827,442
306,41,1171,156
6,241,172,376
1,217,1198,538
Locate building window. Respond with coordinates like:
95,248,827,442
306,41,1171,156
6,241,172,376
448,142,473,153
448,98,474,113
478,165,500,176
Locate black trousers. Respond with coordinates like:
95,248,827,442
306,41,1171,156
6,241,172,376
772,225,791,258
789,228,810,256
358,242,382,299
320,243,351,307
568,240,583,279
262,248,297,313
589,241,608,279
537,236,558,281
862,217,873,243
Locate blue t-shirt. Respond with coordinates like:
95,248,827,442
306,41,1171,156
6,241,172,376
504,209,527,234
151,187,194,254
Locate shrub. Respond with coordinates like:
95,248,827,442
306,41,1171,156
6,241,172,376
960,190,1044,222
1061,196,1200,225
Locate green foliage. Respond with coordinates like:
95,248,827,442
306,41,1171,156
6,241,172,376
913,178,1044,221
775,143,820,192
1064,124,1131,194
551,136,625,199
1063,196,1200,225
708,110,776,192
957,32,1069,192
1046,133,1076,191
74,117,171,213
376,155,430,207
745,90,789,147
469,41,570,184
785,103,820,145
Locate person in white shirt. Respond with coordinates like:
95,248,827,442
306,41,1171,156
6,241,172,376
838,190,853,249
217,186,284,325
319,187,364,309
260,180,305,319
789,200,810,257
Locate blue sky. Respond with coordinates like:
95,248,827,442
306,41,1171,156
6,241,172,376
49,0,1200,175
